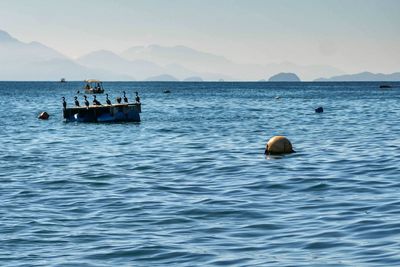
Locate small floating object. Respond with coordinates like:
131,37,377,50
265,136,294,155
275,96,281,99
163,90,171,94
315,107,324,113
38,111,49,120
379,84,392,89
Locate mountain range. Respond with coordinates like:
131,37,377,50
0,29,398,81
315,72,400,82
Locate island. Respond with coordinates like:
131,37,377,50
268,72,301,82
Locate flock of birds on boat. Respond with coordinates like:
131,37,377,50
62,91,140,109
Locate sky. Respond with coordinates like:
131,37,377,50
0,0,399,73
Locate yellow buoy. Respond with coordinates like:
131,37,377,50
265,136,294,154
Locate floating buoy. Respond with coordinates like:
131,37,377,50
315,107,323,113
38,111,49,120
265,136,294,154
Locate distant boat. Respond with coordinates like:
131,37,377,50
163,90,171,94
379,84,392,89
60,78,66,83
84,79,105,94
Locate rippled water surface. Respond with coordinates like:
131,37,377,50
1,81,400,266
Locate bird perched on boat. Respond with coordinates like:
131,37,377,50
62,97,67,109
116,97,122,104
74,96,80,107
93,95,101,105
83,95,89,107
123,91,128,103
105,93,112,105
135,91,140,103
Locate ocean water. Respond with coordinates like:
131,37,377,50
1,81,400,266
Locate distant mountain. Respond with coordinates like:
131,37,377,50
120,45,343,81
315,72,400,81
121,45,232,74
77,50,168,80
0,29,131,81
0,30,18,42
78,50,227,81
0,29,369,82
0,30,66,64
145,74,179,81
183,76,203,81
268,72,301,82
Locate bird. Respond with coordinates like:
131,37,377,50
135,91,140,103
123,91,128,103
106,93,112,105
62,97,67,109
84,95,89,107
116,97,122,104
74,96,80,107
93,95,101,105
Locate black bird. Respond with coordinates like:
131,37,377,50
106,93,112,105
74,96,80,107
123,91,128,103
116,97,122,104
93,95,101,105
84,95,89,107
135,91,140,103
62,97,67,109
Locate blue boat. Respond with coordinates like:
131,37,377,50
63,103,141,123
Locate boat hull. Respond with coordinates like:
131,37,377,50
63,103,141,123
84,88,104,94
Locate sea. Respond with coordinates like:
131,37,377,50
1,81,400,266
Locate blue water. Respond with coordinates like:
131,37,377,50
1,81,400,266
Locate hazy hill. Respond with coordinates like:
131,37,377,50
0,30,130,81
184,76,203,81
120,45,344,81
315,72,400,81
2,29,392,82
0,30,65,64
268,72,301,81
121,45,232,74
78,49,226,81
77,50,166,80
145,74,179,81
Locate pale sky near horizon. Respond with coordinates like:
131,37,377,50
0,0,399,73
